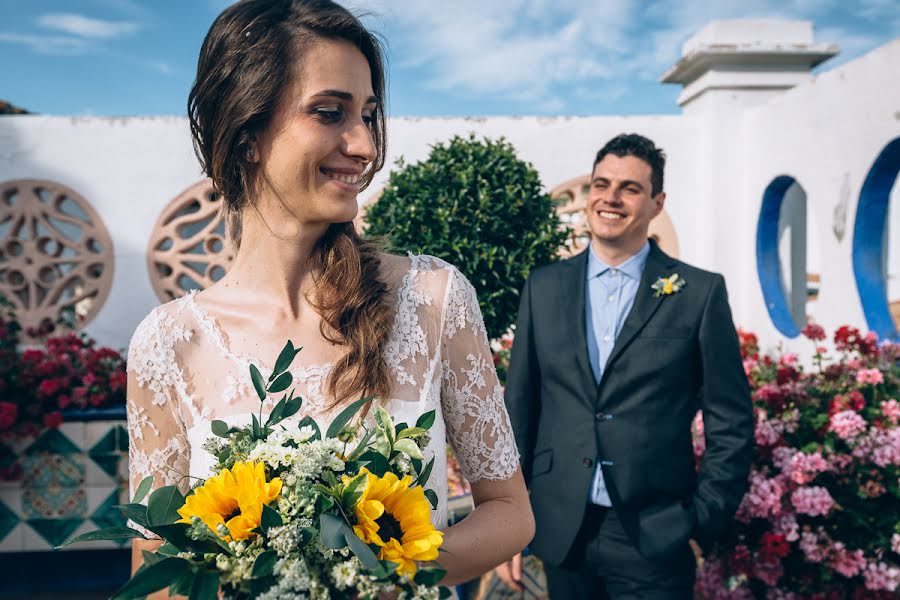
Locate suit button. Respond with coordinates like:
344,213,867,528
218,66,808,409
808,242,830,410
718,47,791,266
595,412,606,422
583,458,593,468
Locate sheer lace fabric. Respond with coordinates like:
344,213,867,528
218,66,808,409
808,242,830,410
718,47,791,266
127,254,520,529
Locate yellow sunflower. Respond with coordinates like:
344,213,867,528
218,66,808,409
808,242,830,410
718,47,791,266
176,461,282,541
345,467,443,577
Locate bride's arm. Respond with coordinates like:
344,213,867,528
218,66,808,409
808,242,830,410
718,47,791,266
438,469,532,585
437,267,534,584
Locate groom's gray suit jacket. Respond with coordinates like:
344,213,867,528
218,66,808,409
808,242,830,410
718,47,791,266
505,240,754,565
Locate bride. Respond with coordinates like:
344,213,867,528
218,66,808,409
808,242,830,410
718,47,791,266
126,0,534,592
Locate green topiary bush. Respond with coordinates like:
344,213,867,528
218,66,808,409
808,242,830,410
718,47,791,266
365,134,568,340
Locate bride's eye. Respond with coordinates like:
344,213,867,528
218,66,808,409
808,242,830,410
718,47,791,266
314,105,343,123
362,110,376,129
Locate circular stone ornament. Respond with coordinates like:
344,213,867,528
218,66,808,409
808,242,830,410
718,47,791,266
0,179,114,340
147,180,234,302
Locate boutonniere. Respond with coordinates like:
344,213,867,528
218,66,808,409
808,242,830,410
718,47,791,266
652,273,685,298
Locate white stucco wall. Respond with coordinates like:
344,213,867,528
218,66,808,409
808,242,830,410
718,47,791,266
0,37,898,354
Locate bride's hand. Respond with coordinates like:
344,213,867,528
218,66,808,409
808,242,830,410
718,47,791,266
494,552,524,591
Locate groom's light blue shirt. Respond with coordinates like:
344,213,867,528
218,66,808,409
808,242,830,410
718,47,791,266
585,240,650,506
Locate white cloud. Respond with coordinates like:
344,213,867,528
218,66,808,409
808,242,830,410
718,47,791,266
0,32,92,55
36,13,140,39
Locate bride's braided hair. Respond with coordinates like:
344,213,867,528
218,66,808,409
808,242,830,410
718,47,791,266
188,0,392,407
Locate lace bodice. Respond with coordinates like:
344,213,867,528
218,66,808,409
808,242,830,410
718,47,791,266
126,254,520,528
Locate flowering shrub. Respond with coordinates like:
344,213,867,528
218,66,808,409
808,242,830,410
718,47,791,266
0,298,127,479
695,324,900,598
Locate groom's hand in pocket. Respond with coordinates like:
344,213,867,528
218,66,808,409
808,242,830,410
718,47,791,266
495,552,524,591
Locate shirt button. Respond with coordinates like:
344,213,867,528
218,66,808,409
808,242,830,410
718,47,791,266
595,412,607,422
583,457,594,468
603,335,611,342
607,295,615,302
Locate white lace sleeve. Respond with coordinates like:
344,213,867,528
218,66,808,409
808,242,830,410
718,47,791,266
126,308,192,506
440,267,520,482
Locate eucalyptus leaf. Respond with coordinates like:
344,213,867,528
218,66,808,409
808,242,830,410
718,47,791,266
271,340,296,378
268,371,293,394
416,410,436,430
319,513,350,549
115,503,149,528
211,420,230,438
415,457,436,488
251,550,278,578
344,529,381,572
146,486,185,527
110,557,191,600
326,396,373,439
188,571,219,600
57,526,147,548
250,364,267,401
132,475,153,504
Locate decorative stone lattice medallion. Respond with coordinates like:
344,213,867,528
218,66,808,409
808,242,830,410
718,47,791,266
147,180,234,302
549,175,681,258
0,179,114,341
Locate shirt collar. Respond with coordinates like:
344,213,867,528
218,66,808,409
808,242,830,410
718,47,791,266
586,240,651,281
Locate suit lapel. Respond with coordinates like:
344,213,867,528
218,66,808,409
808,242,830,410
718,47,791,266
560,250,597,401
598,241,679,391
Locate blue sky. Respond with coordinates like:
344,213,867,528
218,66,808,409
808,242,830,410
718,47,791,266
1,0,897,117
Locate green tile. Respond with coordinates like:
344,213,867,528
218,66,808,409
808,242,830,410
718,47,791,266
91,489,125,530
26,518,83,547
0,497,19,542
90,454,121,479
24,429,81,455
89,425,129,456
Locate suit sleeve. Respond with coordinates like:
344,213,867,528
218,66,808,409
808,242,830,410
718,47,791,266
692,274,754,545
504,274,542,485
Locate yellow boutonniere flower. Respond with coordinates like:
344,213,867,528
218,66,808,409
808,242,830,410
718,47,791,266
652,273,686,298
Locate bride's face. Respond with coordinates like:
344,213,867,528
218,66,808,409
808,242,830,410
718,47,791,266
253,38,378,226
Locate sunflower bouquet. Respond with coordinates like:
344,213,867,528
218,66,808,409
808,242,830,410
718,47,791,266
63,341,450,600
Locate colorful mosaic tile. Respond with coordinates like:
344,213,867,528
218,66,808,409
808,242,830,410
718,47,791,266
24,428,81,455
23,485,86,519
90,453,121,479
91,489,125,530
22,453,85,488
89,425,129,455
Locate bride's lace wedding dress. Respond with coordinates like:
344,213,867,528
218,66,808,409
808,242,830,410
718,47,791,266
126,254,520,528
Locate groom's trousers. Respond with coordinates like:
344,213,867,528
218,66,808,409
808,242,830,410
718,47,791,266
543,505,695,600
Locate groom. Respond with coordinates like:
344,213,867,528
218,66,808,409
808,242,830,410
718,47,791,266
500,134,753,598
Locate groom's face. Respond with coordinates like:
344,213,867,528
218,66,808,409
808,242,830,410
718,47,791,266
586,154,665,252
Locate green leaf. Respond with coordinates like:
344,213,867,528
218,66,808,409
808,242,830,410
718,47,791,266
439,586,453,599
416,410,436,430
326,396,373,439
356,450,391,477
110,557,191,600
132,475,153,504
344,529,382,572
268,371,293,394
414,566,448,586
374,406,395,444
116,503,149,528
250,364,267,401
251,413,262,439
424,489,439,509
319,513,350,549
272,340,296,378
398,426,427,440
155,542,180,556
342,472,368,509
251,550,278,578
141,550,163,565
346,427,377,461
211,420,230,438
415,457,436,487
266,397,287,428
146,486,185,527
260,503,283,533
57,526,147,548
393,438,424,460
282,396,303,420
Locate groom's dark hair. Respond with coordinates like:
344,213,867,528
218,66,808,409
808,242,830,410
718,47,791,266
593,133,666,196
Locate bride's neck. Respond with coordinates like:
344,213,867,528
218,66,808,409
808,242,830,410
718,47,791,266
223,212,328,313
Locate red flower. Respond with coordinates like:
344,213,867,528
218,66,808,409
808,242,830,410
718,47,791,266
759,532,790,562
109,371,127,393
42,411,63,429
37,378,64,398
57,394,71,409
0,401,18,430
834,325,861,352
802,322,826,341
728,544,753,576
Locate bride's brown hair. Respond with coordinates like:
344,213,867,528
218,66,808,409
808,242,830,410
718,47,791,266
188,0,392,406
